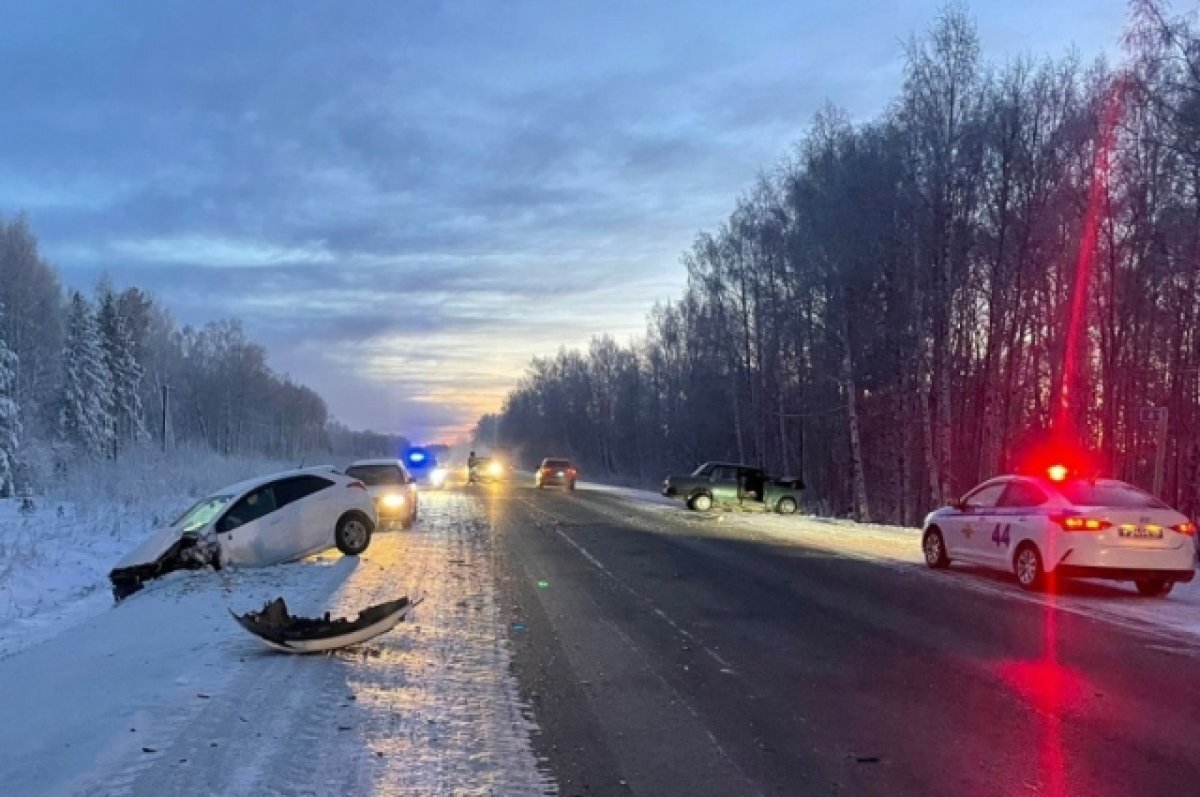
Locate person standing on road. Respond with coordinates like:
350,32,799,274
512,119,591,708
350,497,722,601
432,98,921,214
468,450,478,484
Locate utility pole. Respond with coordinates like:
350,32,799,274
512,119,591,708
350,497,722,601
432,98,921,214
1154,409,1168,499
161,384,170,452
1140,406,1168,497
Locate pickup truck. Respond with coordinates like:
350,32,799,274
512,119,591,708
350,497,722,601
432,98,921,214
662,461,804,514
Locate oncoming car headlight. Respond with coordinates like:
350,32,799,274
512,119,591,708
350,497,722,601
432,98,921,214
430,468,448,486
488,461,503,476
379,493,406,510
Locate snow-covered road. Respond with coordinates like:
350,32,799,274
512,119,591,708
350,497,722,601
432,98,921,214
0,492,553,797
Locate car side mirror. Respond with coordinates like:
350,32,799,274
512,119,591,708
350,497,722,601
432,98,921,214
948,498,967,511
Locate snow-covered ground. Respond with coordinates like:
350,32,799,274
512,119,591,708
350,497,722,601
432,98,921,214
0,491,552,796
0,447,288,657
584,480,1200,645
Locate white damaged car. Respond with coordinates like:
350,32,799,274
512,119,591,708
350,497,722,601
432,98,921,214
109,468,377,600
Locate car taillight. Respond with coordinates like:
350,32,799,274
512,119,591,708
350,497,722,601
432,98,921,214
1173,521,1197,536
1053,514,1111,532
347,480,367,490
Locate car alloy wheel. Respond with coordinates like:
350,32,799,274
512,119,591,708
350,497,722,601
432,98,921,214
1014,545,1043,591
691,494,713,512
336,516,371,555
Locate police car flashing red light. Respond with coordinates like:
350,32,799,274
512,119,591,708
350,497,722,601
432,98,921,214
922,465,1196,595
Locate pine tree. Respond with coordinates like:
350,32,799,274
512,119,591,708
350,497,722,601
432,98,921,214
97,288,146,455
59,291,113,458
0,309,21,497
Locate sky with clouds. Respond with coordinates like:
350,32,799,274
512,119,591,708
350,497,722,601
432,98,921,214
0,1,1128,442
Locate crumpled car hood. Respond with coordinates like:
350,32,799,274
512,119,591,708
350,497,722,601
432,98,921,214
109,527,219,601
111,526,185,570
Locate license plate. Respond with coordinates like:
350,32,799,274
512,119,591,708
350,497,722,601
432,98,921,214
1119,526,1163,539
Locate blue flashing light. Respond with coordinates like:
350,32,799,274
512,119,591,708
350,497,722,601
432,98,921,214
407,450,427,464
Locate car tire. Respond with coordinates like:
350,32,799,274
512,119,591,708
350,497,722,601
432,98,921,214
335,512,373,555
776,496,798,515
688,493,713,512
1135,578,1173,597
922,527,950,569
1013,543,1045,591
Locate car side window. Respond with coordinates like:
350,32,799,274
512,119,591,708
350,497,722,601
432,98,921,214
963,482,1007,509
217,485,279,533
274,475,334,507
710,466,737,482
997,480,1048,508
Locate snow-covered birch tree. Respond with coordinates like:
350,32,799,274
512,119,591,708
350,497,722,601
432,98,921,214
0,310,21,496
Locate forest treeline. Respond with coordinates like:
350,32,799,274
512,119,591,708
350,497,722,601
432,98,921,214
0,218,407,495
481,2,1200,522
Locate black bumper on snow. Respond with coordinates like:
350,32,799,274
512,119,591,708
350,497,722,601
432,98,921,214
1053,565,1195,583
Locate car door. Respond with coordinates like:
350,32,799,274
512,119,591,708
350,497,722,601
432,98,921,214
708,466,740,506
215,482,291,566
990,479,1049,565
947,481,1009,564
273,475,338,555
738,468,767,507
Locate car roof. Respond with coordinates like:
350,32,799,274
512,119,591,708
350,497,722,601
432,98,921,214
971,474,1147,500
217,466,341,497
347,458,406,467
702,461,760,470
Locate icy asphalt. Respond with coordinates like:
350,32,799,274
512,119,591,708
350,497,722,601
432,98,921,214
491,483,1200,796
3,484,1200,796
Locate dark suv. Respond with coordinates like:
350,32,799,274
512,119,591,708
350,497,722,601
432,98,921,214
662,461,804,514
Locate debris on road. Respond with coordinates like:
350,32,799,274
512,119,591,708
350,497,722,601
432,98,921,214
230,595,419,654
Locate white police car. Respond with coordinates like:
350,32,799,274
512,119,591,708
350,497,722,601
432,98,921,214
922,465,1197,595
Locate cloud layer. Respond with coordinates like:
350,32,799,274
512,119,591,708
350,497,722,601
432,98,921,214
0,1,1124,440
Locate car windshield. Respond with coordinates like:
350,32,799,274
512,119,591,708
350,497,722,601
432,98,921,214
544,459,571,469
691,464,713,477
171,495,233,533
1057,481,1169,509
346,464,405,486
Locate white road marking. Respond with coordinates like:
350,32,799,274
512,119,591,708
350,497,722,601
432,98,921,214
520,496,735,672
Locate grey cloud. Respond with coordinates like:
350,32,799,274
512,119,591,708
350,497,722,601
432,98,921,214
3,0,1123,438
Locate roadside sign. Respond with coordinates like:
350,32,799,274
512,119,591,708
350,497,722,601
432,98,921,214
1140,407,1167,424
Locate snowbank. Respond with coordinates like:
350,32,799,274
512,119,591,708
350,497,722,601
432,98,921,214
0,446,290,656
